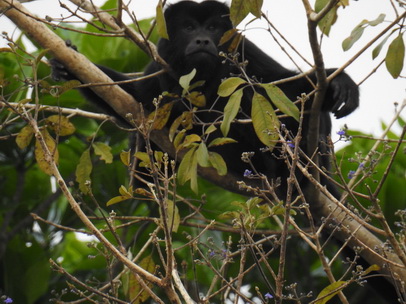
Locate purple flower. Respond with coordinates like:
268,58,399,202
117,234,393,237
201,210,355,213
264,292,273,299
4,298,13,304
244,169,252,177
337,130,346,136
348,170,355,179
287,140,295,148
358,162,365,169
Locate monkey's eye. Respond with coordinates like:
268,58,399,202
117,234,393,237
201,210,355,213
207,25,216,32
184,25,194,32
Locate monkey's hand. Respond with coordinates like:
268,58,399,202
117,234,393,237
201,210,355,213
50,40,78,82
324,69,360,119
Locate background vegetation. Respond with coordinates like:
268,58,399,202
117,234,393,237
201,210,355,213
0,0,405,303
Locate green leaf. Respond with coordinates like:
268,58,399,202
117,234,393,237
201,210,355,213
156,0,169,39
229,0,251,26
229,0,263,26
208,151,227,176
16,124,34,149
218,77,246,97
179,69,196,90
368,13,386,26
178,145,198,193
173,129,186,149
251,92,280,150
221,88,243,136
76,148,92,194
92,142,113,164
315,0,338,36
342,26,365,51
315,281,347,304
196,142,211,167
372,34,391,59
385,34,405,79
262,83,299,121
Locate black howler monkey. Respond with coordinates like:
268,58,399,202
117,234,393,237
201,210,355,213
50,1,402,303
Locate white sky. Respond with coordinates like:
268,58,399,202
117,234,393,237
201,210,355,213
1,0,405,146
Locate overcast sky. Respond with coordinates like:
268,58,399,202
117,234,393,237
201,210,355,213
1,0,405,145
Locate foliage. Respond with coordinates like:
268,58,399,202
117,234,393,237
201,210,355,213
0,0,405,304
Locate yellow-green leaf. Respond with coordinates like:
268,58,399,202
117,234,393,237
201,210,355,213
106,195,131,206
221,88,243,136
179,69,196,90
186,91,206,107
58,80,81,95
76,148,92,194
196,142,211,167
385,34,405,79
119,185,133,197
166,199,180,233
229,0,262,26
134,151,151,168
35,130,59,175
218,77,246,97
208,152,227,176
204,124,217,135
315,0,338,36
16,125,34,149
262,83,299,121
127,255,155,302
46,115,76,136
156,0,169,39
177,134,201,151
219,28,238,46
315,281,347,304
208,137,237,148
178,146,198,193
173,129,186,149
251,92,280,149
169,112,193,142
120,150,131,166
148,101,174,130
92,142,113,164
361,264,380,275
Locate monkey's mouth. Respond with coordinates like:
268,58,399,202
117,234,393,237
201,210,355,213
186,50,218,58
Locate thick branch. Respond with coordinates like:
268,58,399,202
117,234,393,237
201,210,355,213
0,0,246,194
